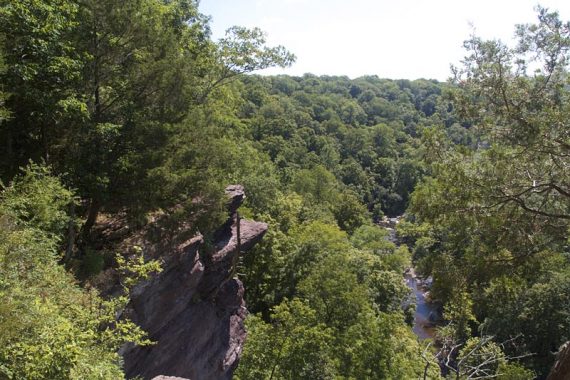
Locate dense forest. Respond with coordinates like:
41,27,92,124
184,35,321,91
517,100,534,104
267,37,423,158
0,0,569,379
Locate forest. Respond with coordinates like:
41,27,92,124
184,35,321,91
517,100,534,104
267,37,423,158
0,0,568,379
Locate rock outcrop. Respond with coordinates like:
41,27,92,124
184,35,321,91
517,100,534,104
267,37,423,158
123,185,267,380
547,341,570,380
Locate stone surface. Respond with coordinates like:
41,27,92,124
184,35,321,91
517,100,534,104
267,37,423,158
225,184,245,215
123,186,267,380
547,341,570,380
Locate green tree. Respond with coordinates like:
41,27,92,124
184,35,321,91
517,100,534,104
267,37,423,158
203,26,295,101
0,165,156,379
298,253,370,331
0,163,74,239
340,311,436,379
367,270,411,313
0,0,81,175
408,7,570,377
68,0,215,236
236,299,336,380
450,6,570,223
285,221,350,295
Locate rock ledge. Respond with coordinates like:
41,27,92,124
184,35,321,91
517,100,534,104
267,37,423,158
123,185,267,380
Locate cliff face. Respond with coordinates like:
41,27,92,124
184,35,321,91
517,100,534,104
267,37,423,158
547,341,570,380
122,185,267,380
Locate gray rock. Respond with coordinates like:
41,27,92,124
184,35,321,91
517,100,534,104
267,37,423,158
225,184,245,216
547,341,570,380
123,186,267,380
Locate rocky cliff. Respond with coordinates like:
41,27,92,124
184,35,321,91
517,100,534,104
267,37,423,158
122,185,267,380
547,341,570,380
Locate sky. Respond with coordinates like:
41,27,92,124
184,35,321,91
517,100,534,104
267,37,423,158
199,0,570,81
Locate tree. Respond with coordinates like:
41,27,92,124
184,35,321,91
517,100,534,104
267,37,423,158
284,221,350,295
434,336,533,380
236,299,336,380
367,269,411,313
0,165,158,379
68,0,216,237
0,0,82,175
450,6,570,222
298,253,370,331
340,311,437,379
332,189,369,233
201,26,295,102
408,7,570,377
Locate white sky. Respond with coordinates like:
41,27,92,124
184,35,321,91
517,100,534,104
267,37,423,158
199,0,570,81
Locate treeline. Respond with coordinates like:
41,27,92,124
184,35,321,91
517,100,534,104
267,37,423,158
238,74,455,218
231,8,569,379
228,72,532,378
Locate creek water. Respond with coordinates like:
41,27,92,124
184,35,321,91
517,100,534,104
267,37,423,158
404,270,438,340
380,216,439,340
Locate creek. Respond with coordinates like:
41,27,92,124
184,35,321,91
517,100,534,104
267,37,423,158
380,216,440,340
404,269,439,340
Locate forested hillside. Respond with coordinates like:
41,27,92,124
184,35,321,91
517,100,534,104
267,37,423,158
229,74,454,379
0,1,568,379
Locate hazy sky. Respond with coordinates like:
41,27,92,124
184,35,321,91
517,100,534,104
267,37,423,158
199,0,570,81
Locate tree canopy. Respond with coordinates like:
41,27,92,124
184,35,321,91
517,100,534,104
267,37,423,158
0,1,568,379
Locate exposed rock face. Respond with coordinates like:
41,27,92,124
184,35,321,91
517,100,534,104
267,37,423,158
547,341,570,380
225,185,245,215
123,186,267,380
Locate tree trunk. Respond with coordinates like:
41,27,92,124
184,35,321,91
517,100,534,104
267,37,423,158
82,197,100,244
423,362,430,380
41,124,50,164
64,202,76,262
5,126,13,176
